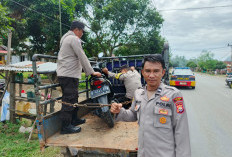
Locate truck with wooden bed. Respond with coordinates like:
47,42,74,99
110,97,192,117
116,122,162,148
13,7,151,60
31,43,169,157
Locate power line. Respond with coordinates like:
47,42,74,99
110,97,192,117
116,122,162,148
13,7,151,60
158,4,232,12
8,0,70,28
219,51,231,60
7,0,232,29
208,46,230,50
228,43,232,62
173,46,229,52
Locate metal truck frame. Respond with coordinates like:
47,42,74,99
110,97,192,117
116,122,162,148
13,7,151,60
32,44,169,157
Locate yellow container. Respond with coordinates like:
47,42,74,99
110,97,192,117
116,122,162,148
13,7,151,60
16,101,31,115
16,101,25,115
24,102,31,113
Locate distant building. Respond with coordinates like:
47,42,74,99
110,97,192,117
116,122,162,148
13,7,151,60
0,45,7,65
0,45,30,64
224,61,231,66
224,56,232,65
11,53,30,64
224,57,232,75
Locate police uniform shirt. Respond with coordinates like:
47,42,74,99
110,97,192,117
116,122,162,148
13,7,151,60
116,82,191,157
108,70,142,99
57,31,94,79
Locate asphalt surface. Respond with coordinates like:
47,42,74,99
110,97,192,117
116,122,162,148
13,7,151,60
178,73,232,157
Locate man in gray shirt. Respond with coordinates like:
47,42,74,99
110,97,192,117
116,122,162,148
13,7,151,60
102,65,142,108
111,54,191,157
57,21,101,134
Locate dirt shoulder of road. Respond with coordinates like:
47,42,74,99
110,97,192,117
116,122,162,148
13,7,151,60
195,72,227,78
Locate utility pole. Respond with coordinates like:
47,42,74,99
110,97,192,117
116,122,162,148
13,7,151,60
0,30,12,108
6,30,12,65
59,0,62,39
228,43,232,66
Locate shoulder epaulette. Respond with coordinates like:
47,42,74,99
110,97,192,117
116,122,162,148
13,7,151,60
165,85,179,92
135,87,145,96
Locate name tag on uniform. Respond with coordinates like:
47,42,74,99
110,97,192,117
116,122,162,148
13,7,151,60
160,96,170,102
159,108,168,115
156,102,171,108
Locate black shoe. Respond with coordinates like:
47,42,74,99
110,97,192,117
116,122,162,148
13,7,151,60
71,118,86,126
60,124,81,134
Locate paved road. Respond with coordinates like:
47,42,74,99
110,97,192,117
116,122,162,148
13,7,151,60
179,73,232,157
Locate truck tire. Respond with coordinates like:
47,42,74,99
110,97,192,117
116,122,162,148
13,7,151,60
101,110,114,128
96,95,114,128
61,147,72,157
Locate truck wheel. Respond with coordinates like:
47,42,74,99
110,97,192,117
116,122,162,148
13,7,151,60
97,95,115,128
192,86,195,89
61,147,72,157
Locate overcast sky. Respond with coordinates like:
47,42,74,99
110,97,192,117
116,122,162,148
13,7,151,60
151,0,232,61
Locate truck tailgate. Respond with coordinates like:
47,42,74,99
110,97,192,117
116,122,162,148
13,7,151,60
46,113,138,153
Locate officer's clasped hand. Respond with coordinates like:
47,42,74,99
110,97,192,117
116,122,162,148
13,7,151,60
130,66,135,71
110,103,122,113
102,68,109,74
92,72,102,77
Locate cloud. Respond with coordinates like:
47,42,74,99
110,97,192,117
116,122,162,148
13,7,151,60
152,0,232,60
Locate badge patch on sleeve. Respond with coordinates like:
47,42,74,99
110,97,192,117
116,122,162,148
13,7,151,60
159,108,168,115
160,96,170,102
175,102,184,114
173,97,183,103
115,73,122,79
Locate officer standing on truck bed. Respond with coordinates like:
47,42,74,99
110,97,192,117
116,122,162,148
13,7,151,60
56,21,101,134
102,65,142,108
111,54,191,157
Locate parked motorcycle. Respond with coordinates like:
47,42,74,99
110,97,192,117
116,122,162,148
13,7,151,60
225,74,232,89
89,61,115,128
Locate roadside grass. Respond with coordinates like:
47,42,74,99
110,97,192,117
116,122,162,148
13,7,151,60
0,121,61,157
79,73,89,90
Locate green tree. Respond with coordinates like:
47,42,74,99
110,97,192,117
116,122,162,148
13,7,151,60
186,61,197,69
4,0,164,57
197,51,214,70
82,0,164,57
215,61,226,69
171,55,187,67
204,59,217,70
198,50,214,61
196,51,226,71
4,0,87,56
0,3,14,45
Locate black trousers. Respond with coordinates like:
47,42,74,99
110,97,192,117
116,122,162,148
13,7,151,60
58,77,79,123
